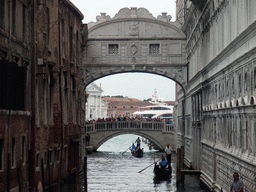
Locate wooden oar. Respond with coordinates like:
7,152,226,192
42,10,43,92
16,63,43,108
122,145,132,155
138,157,162,173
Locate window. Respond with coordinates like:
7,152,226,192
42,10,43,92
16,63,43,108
64,75,68,123
22,4,26,42
130,106,133,108
0,139,3,170
49,73,54,123
36,153,40,169
49,150,52,164
57,149,60,161
12,0,16,35
0,61,26,110
12,138,15,167
149,44,160,54
44,152,47,166
47,7,50,44
22,136,25,164
108,44,118,54
43,80,47,124
0,0,5,29
71,76,76,124
123,106,125,108
70,26,73,61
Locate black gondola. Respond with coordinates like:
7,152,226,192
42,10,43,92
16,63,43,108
153,163,172,180
131,147,143,158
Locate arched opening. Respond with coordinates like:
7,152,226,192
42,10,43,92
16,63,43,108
97,133,161,152
85,72,178,122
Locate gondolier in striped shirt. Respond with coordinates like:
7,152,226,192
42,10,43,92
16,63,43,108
165,144,173,167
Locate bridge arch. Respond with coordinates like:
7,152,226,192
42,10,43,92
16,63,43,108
94,131,165,151
81,7,187,90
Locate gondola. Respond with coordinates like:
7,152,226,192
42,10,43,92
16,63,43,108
131,147,143,158
153,162,172,180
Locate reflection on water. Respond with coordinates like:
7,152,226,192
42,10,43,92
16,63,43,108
50,134,208,191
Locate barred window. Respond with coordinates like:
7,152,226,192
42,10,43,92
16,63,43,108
108,44,118,54
149,44,160,54
0,0,4,29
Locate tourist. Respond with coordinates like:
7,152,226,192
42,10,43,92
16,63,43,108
86,133,90,146
160,155,167,168
230,172,243,192
165,144,173,167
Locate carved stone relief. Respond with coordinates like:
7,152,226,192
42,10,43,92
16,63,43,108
130,44,138,55
130,21,139,36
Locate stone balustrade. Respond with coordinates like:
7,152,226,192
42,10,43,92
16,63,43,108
85,121,174,133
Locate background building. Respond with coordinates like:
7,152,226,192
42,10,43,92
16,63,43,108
86,83,108,120
102,97,152,118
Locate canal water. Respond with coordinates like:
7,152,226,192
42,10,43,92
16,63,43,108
85,134,208,192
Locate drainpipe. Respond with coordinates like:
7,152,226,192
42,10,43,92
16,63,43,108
7,0,11,191
58,8,64,191
28,0,33,191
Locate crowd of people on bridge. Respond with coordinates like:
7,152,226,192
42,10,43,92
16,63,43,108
85,116,173,124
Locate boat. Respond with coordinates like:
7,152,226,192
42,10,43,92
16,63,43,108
131,147,143,158
153,163,172,179
133,90,174,120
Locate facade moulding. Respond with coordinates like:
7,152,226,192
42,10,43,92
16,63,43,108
0,109,30,116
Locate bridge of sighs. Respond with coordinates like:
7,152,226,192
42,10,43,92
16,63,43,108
81,7,188,150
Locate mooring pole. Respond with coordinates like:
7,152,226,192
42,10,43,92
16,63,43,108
176,148,181,185
84,156,87,192
181,146,185,183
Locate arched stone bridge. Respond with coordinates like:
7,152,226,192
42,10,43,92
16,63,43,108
81,7,187,90
85,121,177,151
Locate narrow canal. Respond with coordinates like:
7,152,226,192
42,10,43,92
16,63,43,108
57,134,209,191
86,134,208,192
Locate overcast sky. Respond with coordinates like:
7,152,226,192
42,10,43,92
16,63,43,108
71,0,177,101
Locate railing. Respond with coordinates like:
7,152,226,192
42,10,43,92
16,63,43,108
85,121,174,133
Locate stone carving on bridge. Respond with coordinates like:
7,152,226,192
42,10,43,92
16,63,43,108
96,13,111,22
157,12,172,23
130,21,139,36
130,44,138,55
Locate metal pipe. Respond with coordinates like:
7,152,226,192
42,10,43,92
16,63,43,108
28,1,34,191
7,1,11,191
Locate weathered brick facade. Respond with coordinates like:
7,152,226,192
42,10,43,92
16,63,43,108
0,0,85,191
0,0,30,191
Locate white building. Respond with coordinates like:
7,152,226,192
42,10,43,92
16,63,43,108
86,83,108,120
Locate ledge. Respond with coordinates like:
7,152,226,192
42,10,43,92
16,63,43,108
0,109,30,116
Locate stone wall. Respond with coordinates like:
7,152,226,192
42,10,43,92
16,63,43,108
176,0,256,191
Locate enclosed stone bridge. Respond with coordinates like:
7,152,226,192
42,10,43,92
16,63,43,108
81,7,187,90
85,121,176,151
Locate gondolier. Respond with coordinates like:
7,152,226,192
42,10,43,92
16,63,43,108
135,137,141,148
165,144,173,167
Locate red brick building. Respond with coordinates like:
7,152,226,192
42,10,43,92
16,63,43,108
0,0,31,191
0,0,85,191
102,97,152,118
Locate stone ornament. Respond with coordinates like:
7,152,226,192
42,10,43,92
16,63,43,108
130,44,138,55
130,21,139,36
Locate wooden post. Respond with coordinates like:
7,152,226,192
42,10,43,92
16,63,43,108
84,156,87,192
181,146,185,183
176,148,181,185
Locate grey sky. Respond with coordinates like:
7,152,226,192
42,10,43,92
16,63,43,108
93,73,176,101
71,0,177,101
71,0,176,23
